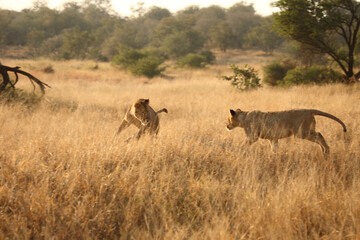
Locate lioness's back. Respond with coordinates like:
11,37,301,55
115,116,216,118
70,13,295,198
246,110,315,135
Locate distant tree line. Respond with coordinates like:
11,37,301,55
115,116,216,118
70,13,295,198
0,0,284,62
2,0,359,83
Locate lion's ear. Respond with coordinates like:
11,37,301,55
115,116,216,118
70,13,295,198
230,109,236,116
236,108,241,112
144,99,150,105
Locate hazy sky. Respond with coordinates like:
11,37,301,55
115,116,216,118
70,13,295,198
0,0,277,17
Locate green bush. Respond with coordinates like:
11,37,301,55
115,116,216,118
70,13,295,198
129,56,165,78
177,53,206,68
112,45,144,68
221,64,262,91
200,50,216,64
283,66,343,86
112,45,165,78
177,51,216,68
263,59,296,86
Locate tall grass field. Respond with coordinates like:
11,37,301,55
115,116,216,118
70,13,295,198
0,56,359,239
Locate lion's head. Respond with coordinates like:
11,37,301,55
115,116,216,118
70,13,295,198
134,98,150,126
227,109,244,131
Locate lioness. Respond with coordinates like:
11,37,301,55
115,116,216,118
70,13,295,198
116,98,168,140
227,109,346,155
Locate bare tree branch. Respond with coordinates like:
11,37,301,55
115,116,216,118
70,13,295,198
0,64,51,94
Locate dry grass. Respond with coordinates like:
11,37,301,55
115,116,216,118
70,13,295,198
0,56,360,239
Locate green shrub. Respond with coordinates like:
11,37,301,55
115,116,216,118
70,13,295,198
283,66,343,86
129,56,165,78
222,64,262,91
177,53,207,68
200,50,216,64
112,45,165,78
177,51,215,68
112,45,144,68
263,59,296,86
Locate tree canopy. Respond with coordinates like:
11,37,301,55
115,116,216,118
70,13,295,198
0,1,277,61
273,0,360,83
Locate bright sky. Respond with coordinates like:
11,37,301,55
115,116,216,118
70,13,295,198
0,0,277,17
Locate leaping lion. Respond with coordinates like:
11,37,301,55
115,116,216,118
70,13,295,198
115,98,168,141
226,108,346,155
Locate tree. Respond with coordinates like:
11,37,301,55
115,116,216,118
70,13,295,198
273,0,360,83
152,15,204,58
161,29,204,58
244,17,284,55
209,21,234,52
61,27,93,59
0,10,13,47
58,2,87,30
144,6,171,20
194,5,226,39
107,7,169,52
42,35,64,58
176,5,200,16
226,2,262,48
26,29,46,56
152,16,194,46
83,0,113,13
282,41,328,66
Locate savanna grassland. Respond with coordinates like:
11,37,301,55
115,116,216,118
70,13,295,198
0,52,360,239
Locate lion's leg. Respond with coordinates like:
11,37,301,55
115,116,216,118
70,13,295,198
244,136,258,146
269,140,279,153
116,120,130,135
305,132,330,155
154,125,160,135
124,126,147,142
151,118,160,136
136,126,147,139
153,121,161,135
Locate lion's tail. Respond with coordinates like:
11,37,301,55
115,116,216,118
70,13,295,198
156,108,168,114
310,110,347,132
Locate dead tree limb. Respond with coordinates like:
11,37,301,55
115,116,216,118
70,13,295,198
0,64,51,94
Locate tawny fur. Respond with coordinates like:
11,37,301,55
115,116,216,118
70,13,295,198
116,98,168,140
226,109,346,155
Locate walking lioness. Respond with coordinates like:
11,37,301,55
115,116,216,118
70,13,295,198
115,98,167,140
227,109,346,155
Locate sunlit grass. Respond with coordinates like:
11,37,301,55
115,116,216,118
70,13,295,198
0,56,359,239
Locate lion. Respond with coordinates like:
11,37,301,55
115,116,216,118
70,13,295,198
115,98,168,140
226,108,347,155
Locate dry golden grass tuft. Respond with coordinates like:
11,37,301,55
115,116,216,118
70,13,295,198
0,57,359,239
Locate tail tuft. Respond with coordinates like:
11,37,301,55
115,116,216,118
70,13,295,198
157,108,168,114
